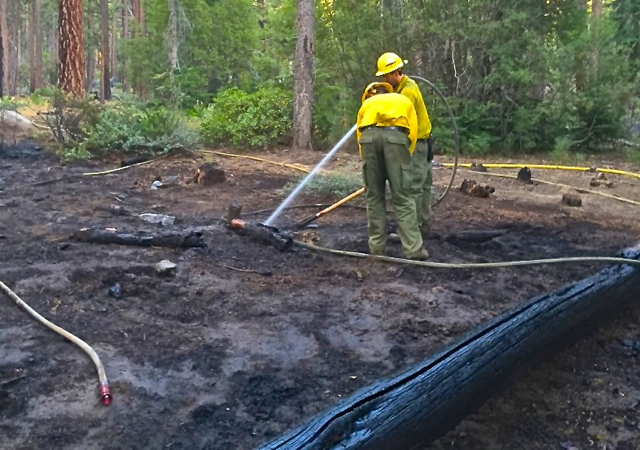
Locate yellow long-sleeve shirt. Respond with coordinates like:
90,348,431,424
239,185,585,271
396,76,432,140
356,93,418,155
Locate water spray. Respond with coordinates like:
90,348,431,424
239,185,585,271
263,124,357,226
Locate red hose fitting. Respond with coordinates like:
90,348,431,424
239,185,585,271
100,384,113,406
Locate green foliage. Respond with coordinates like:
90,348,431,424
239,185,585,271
200,86,292,149
279,165,363,198
73,97,199,156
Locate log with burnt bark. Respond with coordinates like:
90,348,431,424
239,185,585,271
71,227,206,248
259,243,640,450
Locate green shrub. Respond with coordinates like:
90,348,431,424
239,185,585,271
279,163,363,198
73,98,199,156
200,86,292,149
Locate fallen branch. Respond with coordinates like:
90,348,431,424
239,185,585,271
71,228,206,249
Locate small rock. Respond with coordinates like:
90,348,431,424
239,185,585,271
155,260,177,277
150,180,163,190
110,204,128,216
139,213,175,226
559,442,580,450
109,283,123,299
561,193,582,207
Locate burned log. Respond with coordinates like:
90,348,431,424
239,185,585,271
229,219,293,251
259,243,640,450
71,228,206,249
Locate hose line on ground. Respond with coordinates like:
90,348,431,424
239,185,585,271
0,280,112,406
441,163,640,180
294,241,640,270
458,169,640,207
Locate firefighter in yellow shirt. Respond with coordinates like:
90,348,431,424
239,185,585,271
356,82,429,260
376,52,434,237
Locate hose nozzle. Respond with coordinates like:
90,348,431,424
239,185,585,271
100,384,113,406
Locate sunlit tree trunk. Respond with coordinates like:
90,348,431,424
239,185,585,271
292,0,314,150
167,0,179,72
58,0,85,97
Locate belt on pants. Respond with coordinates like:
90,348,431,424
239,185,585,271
360,125,409,134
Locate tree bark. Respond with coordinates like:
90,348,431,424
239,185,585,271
259,243,640,450
34,0,43,90
85,6,94,92
29,11,35,93
7,0,18,94
0,0,9,96
58,0,85,98
292,0,314,150
121,0,130,92
167,0,179,72
100,0,111,102
592,0,602,17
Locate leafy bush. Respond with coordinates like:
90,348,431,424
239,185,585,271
77,98,200,155
200,86,292,149
279,164,363,198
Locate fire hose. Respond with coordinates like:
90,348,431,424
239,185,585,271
0,280,112,406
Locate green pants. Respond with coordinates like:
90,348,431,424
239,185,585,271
359,127,423,258
412,139,433,234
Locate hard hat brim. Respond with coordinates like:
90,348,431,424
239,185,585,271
375,60,407,77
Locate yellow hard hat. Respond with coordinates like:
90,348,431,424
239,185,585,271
361,82,393,103
375,52,407,76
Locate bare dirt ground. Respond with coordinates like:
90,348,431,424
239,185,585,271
1,141,639,450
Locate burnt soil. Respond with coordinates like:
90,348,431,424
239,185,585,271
1,143,639,450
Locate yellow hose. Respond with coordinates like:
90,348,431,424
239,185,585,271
0,280,112,406
464,170,640,206
202,150,312,174
441,163,640,180
294,241,640,269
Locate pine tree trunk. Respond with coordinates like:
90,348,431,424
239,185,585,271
85,8,94,92
100,0,111,101
111,4,117,81
29,11,35,93
49,22,58,84
167,0,179,72
121,0,129,92
592,0,602,17
7,0,18,94
292,0,314,150
0,0,9,95
131,0,146,98
34,0,44,90
58,0,85,97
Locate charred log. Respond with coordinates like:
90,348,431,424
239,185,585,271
259,243,640,450
71,227,206,248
